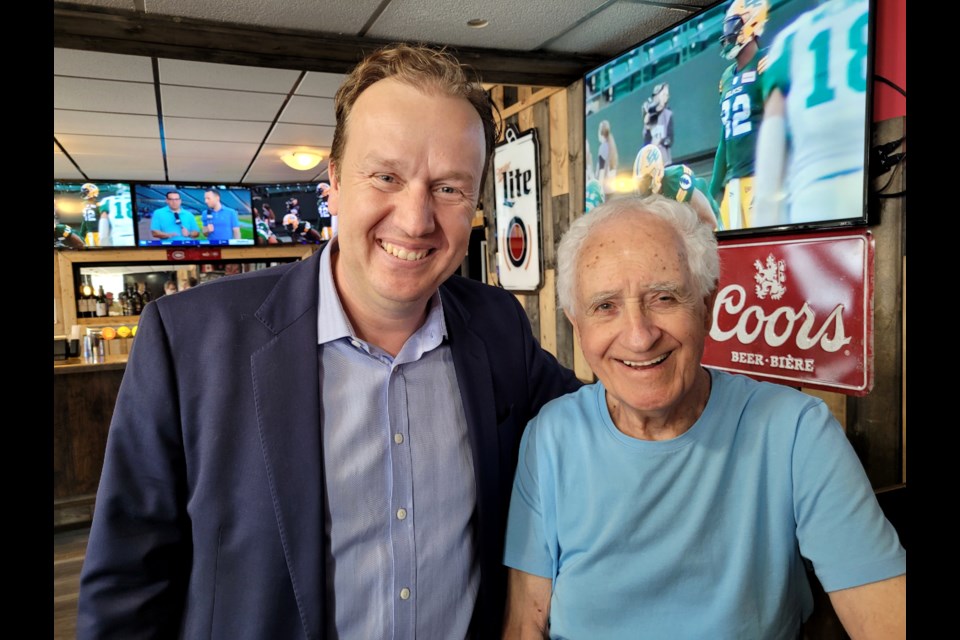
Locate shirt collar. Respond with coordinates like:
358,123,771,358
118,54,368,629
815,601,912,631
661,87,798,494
316,239,448,352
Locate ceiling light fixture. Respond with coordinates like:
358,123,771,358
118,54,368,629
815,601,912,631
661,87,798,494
281,151,323,171
467,18,489,28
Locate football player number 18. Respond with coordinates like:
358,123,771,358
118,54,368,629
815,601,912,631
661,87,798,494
805,11,869,108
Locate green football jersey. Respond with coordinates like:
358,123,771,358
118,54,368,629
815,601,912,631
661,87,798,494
709,49,768,196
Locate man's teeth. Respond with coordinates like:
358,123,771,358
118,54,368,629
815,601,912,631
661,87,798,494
622,354,668,367
381,242,429,261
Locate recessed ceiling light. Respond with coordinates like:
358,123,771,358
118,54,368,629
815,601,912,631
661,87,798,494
467,18,489,28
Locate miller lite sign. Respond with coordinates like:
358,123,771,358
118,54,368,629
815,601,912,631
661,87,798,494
703,230,874,395
494,126,542,291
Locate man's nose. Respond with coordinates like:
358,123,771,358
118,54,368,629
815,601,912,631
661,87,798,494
395,184,436,236
623,304,661,351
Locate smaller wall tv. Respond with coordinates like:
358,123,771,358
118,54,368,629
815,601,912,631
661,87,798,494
134,184,254,246
54,181,136,249
250,183,332,246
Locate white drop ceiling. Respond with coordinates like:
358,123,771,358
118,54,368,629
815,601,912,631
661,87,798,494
54,0,714,184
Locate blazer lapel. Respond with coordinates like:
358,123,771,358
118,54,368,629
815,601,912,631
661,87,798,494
251,250,325,639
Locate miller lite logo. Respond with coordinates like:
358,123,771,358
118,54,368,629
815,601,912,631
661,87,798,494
703,232,873,395
494,126,542,291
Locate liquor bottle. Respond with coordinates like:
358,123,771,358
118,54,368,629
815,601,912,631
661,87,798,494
95,285,108,318
79,277,94,318
119,288,130,316
128,284,142,316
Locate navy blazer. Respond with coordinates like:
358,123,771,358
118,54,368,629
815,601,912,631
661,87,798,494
78,249,580,639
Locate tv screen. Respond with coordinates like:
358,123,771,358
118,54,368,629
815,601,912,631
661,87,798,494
54,181,136,249
134,184,255,246
250,183,332,246
584,0,875,236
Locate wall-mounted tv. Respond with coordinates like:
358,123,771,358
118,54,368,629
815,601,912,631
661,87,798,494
54,181,136,249
584,0,875,237
134,184,254,246
250,182,332,246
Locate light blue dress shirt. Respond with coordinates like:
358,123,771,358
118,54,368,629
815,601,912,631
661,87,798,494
317,241,478,639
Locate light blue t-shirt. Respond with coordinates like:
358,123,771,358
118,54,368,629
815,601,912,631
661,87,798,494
202,205,240,242
150,205,200,237
504,369,905,640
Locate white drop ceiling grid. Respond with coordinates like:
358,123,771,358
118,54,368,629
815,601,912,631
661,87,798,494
54,0,712,183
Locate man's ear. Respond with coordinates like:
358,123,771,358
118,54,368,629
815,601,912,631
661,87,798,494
327,161,340,217
563,308,580,341
703,285,719,332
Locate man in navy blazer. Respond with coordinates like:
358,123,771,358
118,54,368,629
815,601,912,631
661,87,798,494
77,44,580,639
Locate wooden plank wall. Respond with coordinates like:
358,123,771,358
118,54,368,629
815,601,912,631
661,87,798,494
483,81,594,383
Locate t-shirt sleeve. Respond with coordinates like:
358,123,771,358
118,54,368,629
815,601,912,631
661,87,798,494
792,400,906,591
231,209,240,228
503,418,555,579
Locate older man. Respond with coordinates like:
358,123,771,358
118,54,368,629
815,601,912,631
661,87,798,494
503,196,905,639
78,44,579,639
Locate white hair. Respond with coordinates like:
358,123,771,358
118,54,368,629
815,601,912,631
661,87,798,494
556,195,719,314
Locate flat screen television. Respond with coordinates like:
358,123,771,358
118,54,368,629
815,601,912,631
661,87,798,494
134,184,255,246
583,0,876,237
54,181,136,249
250,182,331,246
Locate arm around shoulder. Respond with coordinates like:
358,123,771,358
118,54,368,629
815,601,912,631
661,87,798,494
828,574,906,640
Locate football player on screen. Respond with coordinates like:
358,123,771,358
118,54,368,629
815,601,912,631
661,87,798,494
633,144,723,231
54,204,85,250
316,182,337,240
282,197,324,244
78,183,106,246
708,0,769,231
96,184,135,247
753,0,870,228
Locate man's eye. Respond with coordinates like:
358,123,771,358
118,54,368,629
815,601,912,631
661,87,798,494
594,302,614,312
436,185,462,197
376,174,395,183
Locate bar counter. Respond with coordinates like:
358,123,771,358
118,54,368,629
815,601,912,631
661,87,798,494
53,356,128,528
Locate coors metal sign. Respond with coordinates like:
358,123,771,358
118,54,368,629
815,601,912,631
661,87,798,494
703,230,874,395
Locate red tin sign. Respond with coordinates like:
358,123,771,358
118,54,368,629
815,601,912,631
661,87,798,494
166,248,222,261
703,230,874,395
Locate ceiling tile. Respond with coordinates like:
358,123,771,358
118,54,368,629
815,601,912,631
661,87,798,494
55,110,160,138
364,0,606,52
158,58,302,93
55,77,158,114
160,85,286,120
278,95,336,126
68,0,137,9
166,158,250,183
54,148,85,181
56,134,165,180
165,139,261,159
297,72,347,98
144,0,384,34
163,116,272,143
267,123,334,148
545,2,691,55
54,48,154,82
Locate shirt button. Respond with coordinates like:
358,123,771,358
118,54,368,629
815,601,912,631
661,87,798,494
396,508,407,520
394,433,404,444
350,339,361,349
399,587,411,600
